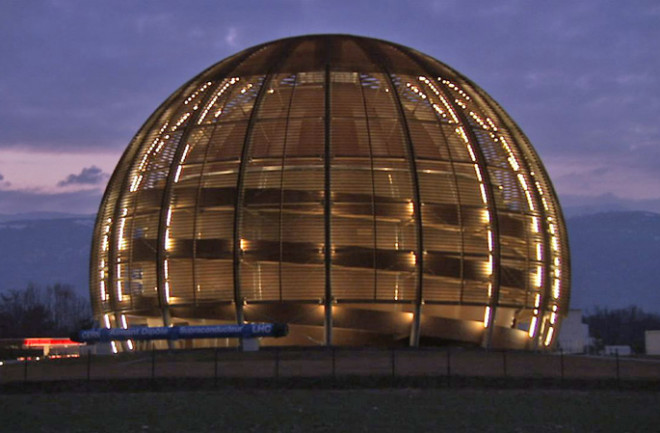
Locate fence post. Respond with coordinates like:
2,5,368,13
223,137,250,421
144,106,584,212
446,348,451,388
560,348,565,384
331,347,336,379
615,350,620,390
151,343,156,381
214,347,219,387
502,350,507,377
274,347,280,380
86,350,92,383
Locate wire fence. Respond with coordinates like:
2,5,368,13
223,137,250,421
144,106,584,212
2,347,660,388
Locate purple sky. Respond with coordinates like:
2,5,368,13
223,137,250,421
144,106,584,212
1,0,658,214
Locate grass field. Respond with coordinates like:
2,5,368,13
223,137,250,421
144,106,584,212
2,389,659,432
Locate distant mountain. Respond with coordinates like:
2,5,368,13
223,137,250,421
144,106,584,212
0,211,658,313
0,212,94,223
567,211,660,313
562,194,660,217
0,216,94,296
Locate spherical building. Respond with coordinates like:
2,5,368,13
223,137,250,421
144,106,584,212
91,35,569,350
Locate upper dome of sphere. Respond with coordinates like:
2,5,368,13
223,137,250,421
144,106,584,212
92,35,569,350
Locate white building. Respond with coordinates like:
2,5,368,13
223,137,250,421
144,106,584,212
557,310,590,353
645,330,660,355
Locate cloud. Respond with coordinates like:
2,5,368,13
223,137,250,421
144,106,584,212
224,26,239,48
0,188,102,215
0,173,10,188
57,166,109,187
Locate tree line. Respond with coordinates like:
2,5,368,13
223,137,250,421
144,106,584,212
1,284,659,353
0,283,91,338
584,306,660,353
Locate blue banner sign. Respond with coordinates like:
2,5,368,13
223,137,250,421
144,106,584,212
72,323,288,343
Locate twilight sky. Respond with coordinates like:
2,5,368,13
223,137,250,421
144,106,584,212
1,0,659,215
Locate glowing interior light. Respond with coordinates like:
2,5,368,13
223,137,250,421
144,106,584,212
173,166,183,183
550,312,557,325
119,314,134,350
468,111,488,129
456,127,470,145
484,256,493,275
130,174,143,192
524,191,536,211
541,197,550,210
117,216,126,250
165,229,172,251
534,293,541,308
198,78,239,123
479,184,489,204
551,236,559,251
438,93,459,123
240,238,247,251
544,326,555,346
485,117,497,131
432,104,445,117
184,81,213,105
536,243,543,261
180,144,191,162
166,207,172,226
532,216,540,233
534,266,543,288
116,264,123,299
508,157,520,171
529,316,538,338
471,166,482,183
164,281,170,302
111,341,118,354
483,306,492,328
552,279,561,299
103,314,111,329
440,77,471,100
172,112,191,131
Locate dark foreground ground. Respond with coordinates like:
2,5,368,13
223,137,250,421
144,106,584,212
1,389,659,432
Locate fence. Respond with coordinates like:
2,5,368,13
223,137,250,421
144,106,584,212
2,347,660,388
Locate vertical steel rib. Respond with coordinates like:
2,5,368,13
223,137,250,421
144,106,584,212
156,83,221,327
232,40,299,326
355,37,425,347
403,49,503,348
154,48,260,331
324,56,333,346
105,87,193,331
468,88,561,349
